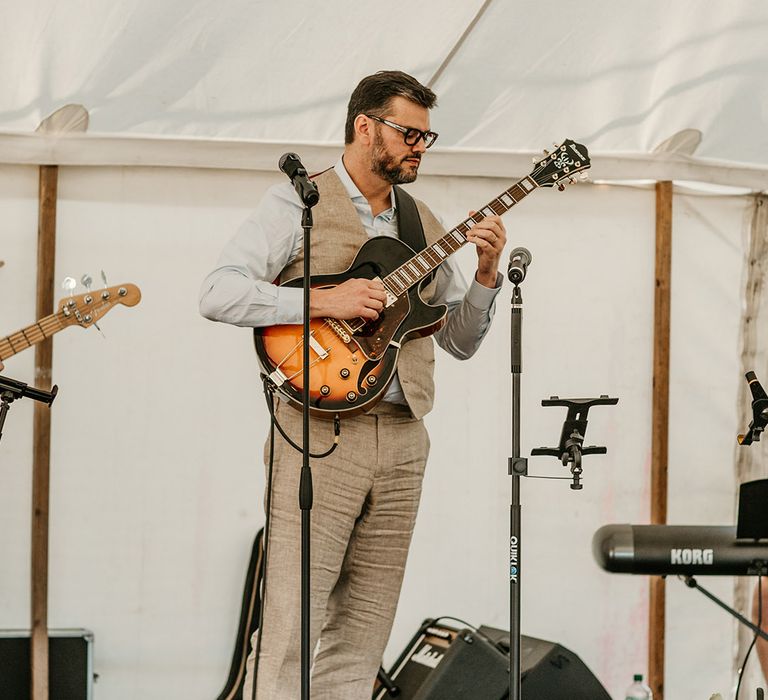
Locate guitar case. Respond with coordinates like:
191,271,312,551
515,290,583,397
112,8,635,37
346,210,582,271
216,528,265,700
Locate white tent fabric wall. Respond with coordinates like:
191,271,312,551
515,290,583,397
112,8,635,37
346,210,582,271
0,161,753,698
2,1,768,697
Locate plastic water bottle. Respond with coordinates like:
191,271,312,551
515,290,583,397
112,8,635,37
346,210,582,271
625,673,653,699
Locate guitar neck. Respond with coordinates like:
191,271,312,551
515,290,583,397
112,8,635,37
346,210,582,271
384,175,538,294
0,312,65,361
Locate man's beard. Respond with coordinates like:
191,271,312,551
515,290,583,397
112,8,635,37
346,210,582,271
371,129,420,184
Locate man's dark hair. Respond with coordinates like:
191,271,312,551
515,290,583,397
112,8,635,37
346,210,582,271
344,70,437,144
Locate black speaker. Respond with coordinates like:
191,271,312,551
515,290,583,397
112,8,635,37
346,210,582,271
374,620,611,700
0,629,94,700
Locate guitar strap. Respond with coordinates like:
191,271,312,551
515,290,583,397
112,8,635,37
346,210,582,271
393,185,435,283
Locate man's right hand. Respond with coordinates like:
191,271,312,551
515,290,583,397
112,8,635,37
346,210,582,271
310,278,387,320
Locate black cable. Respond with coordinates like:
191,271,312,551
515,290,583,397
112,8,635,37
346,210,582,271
735,575,763,700
250,379,341,698
432,615,477,632
262,377,340,458
250,391,277,700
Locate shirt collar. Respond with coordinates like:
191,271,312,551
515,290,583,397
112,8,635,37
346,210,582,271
334,157,397,219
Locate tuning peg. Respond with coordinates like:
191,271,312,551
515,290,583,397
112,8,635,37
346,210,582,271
100,270,108,288
568,177,577,185
579,171,589,181
557,183,565,192
542,149,550,156
61,277,76,296
81,274,93,291
554,142,562,150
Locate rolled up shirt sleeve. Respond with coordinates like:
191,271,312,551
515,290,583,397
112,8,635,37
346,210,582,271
199,183,305,327
432,259,503,360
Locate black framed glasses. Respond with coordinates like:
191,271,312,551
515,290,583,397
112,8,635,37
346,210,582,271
365,114,439,149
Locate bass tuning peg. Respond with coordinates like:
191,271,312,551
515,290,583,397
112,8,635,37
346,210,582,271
61,277,76,296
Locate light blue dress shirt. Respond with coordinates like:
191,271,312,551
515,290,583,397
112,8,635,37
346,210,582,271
200,158,502,404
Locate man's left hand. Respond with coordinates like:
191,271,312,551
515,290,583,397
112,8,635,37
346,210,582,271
466,211,506,288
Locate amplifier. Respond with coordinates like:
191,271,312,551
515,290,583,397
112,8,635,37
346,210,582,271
0,628,94,700
374,620,610,700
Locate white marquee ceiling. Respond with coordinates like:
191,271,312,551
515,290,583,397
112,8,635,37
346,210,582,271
1,0,767,186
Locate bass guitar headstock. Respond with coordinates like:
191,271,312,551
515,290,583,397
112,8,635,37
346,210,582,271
58,283,141,328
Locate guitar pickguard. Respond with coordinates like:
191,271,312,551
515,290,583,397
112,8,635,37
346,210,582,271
350,293,410,360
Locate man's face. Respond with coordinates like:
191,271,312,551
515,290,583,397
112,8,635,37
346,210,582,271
369,96,430,185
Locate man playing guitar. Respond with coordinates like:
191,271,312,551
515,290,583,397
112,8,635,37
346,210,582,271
199,70,506,699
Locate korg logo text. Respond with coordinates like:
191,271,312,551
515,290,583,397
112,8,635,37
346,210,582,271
670,548,714,565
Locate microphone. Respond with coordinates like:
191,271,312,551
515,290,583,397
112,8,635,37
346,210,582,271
278,152,320,207
507,246,532,284
738,371,768,445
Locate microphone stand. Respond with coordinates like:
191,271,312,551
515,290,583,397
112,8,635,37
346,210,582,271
299,201,316,700
681,573,768,643
508,281,526,700
505,247,615,700
270,153,319,700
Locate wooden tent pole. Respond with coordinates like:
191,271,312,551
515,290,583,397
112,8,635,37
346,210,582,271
648,180,673,700
29,104,87,700
31,164,58,700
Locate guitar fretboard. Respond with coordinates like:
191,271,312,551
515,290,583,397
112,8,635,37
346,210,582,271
0,313,65,361
384,176,538,295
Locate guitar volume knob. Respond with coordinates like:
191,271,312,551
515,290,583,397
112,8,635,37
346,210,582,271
366,376,377,386
346,391,357,403
320,385,331,396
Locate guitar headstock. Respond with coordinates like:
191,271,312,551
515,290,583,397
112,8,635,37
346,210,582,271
529,139,591,191
57,283,141,328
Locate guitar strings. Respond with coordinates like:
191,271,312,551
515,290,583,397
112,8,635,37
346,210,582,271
1,312,66,355
273,320,339,385
382,172,544,297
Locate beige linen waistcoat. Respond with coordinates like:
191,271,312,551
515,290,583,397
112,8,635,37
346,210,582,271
280,168,447,419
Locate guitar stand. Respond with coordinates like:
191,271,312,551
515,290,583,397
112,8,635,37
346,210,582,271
531,396,618,490
0,374,58,443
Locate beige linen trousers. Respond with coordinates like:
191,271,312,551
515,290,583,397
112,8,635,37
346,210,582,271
243,400,430,700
